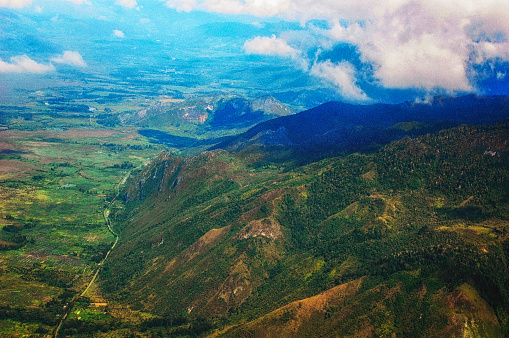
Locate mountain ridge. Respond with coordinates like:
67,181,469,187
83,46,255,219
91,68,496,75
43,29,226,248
211,94,509,163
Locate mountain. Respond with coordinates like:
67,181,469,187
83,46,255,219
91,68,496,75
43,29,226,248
212,94,509,163
209,95,295,129
119,94,294,135
109,95,294,153
97,110,509,336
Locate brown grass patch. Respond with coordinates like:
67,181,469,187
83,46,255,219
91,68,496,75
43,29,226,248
0,128,121,141
237,218,283,240
54,129,118,139
90,303,108,307
0,159,36,174
159,98,185,104
165,225,231,273
226,277,366,337
0,142,16,152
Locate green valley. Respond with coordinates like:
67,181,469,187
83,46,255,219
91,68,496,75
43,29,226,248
0,93,165,336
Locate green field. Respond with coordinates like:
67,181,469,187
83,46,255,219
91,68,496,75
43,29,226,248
0,90,165,336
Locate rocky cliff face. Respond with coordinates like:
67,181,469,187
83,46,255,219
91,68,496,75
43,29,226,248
250,95,294,117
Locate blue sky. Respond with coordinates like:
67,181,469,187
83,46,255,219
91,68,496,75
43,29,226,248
1,0,509,105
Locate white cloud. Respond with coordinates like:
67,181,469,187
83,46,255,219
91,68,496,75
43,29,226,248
113,30,125,38
51,51,87,67
0,0,32,8
413,94,434,105
168,0,509,93
115,0,137,8
165,0,292,16
244,35,300,58
206,0,289,17
165,0,197,12
336,2,475,91
163,0,370,20
62,0,90,4
361,31,472,91
476,41,509,62
311,60,369,102
0,55,55,74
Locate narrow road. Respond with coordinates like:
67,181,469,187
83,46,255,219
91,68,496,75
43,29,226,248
53,169,132,338
79,211,119,298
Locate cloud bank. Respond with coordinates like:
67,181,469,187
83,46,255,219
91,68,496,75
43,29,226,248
0,55,55,74
0,0,32,8
165,0,509,99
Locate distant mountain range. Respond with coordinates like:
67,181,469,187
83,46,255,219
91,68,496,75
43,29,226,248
212,94,509,162
122,95,292,127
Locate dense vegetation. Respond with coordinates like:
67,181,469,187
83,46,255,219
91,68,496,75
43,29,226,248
214,94,509,164
100,121,509,337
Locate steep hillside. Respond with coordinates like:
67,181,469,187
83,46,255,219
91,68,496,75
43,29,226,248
223,279,501,337
98,121,509,336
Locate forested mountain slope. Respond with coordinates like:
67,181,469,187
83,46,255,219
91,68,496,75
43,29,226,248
99,120,509,336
